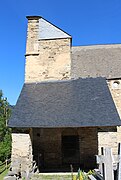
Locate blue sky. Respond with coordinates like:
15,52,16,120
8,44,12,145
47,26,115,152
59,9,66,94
1,0,121,105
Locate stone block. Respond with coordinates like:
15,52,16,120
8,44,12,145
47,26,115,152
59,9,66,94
4,176,17,180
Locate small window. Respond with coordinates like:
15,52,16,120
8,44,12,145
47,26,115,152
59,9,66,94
113,81,120,88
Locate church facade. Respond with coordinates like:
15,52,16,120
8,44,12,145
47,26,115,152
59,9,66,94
9,16,121,175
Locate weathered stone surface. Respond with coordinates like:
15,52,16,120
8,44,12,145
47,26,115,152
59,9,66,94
8,171,18,176
108,80,121,118
108,80,121,151
98,80,121,156
32,127,97,169
25,39,71,82
11,133,33,175
26,18,39,53
25,17,71,83
98,132,118,155
4,176,17,180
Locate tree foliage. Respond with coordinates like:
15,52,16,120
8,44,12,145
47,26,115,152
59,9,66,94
0,90,11,162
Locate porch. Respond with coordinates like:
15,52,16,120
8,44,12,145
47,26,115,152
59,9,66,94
32,127,98,172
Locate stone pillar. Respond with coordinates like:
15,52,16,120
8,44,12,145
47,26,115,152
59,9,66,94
11,133,33,177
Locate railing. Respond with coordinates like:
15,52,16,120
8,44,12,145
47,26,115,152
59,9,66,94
0,158,11,174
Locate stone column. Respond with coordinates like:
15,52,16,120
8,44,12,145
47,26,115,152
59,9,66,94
11,132,33,177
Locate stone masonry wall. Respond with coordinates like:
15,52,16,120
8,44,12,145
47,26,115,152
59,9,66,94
98,80,121,156
33,128,62,168
26,17,39,54
98,131,118,155
78,127,98,169
25,16,71,83
11,133,33,177
32,127,97,170
108,80,121,148
25,39,71,82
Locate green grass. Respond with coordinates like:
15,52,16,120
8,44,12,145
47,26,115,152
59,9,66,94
0,168,9,180
30,174,72,180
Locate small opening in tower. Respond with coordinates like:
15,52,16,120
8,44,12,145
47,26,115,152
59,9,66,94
113,81,120,88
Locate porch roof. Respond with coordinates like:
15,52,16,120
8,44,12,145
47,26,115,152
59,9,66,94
8,77,121,128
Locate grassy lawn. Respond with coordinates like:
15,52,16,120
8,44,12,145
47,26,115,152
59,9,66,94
30,174,72,180
30,171,89,180
0,168,9,180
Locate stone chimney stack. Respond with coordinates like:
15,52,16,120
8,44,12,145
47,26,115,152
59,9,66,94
25,16,72,83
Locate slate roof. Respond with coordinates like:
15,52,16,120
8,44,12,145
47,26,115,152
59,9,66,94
39,18,71,40
26,16,71,40
71,44,121,79
8,77,121,128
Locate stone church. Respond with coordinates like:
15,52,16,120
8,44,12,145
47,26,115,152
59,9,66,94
9,16,121,174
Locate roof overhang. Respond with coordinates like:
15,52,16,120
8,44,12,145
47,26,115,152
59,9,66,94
8,77,121,128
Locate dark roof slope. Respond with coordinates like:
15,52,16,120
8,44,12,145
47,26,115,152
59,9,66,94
71,44,121,79
8,77,121,128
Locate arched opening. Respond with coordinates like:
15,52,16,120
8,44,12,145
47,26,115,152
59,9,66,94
61,128,80,166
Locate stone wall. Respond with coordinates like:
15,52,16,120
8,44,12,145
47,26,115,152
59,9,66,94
32,127,97,170
11,133,33,177
78,127,98,169
26,17,39,54
25,39,71,82
98,80,121,156
108,79,121,148
25,16,71,83
98,130,118,155
108,80,121,118
108,80,121,148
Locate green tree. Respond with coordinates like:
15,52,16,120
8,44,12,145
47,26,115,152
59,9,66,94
0,90,11,162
